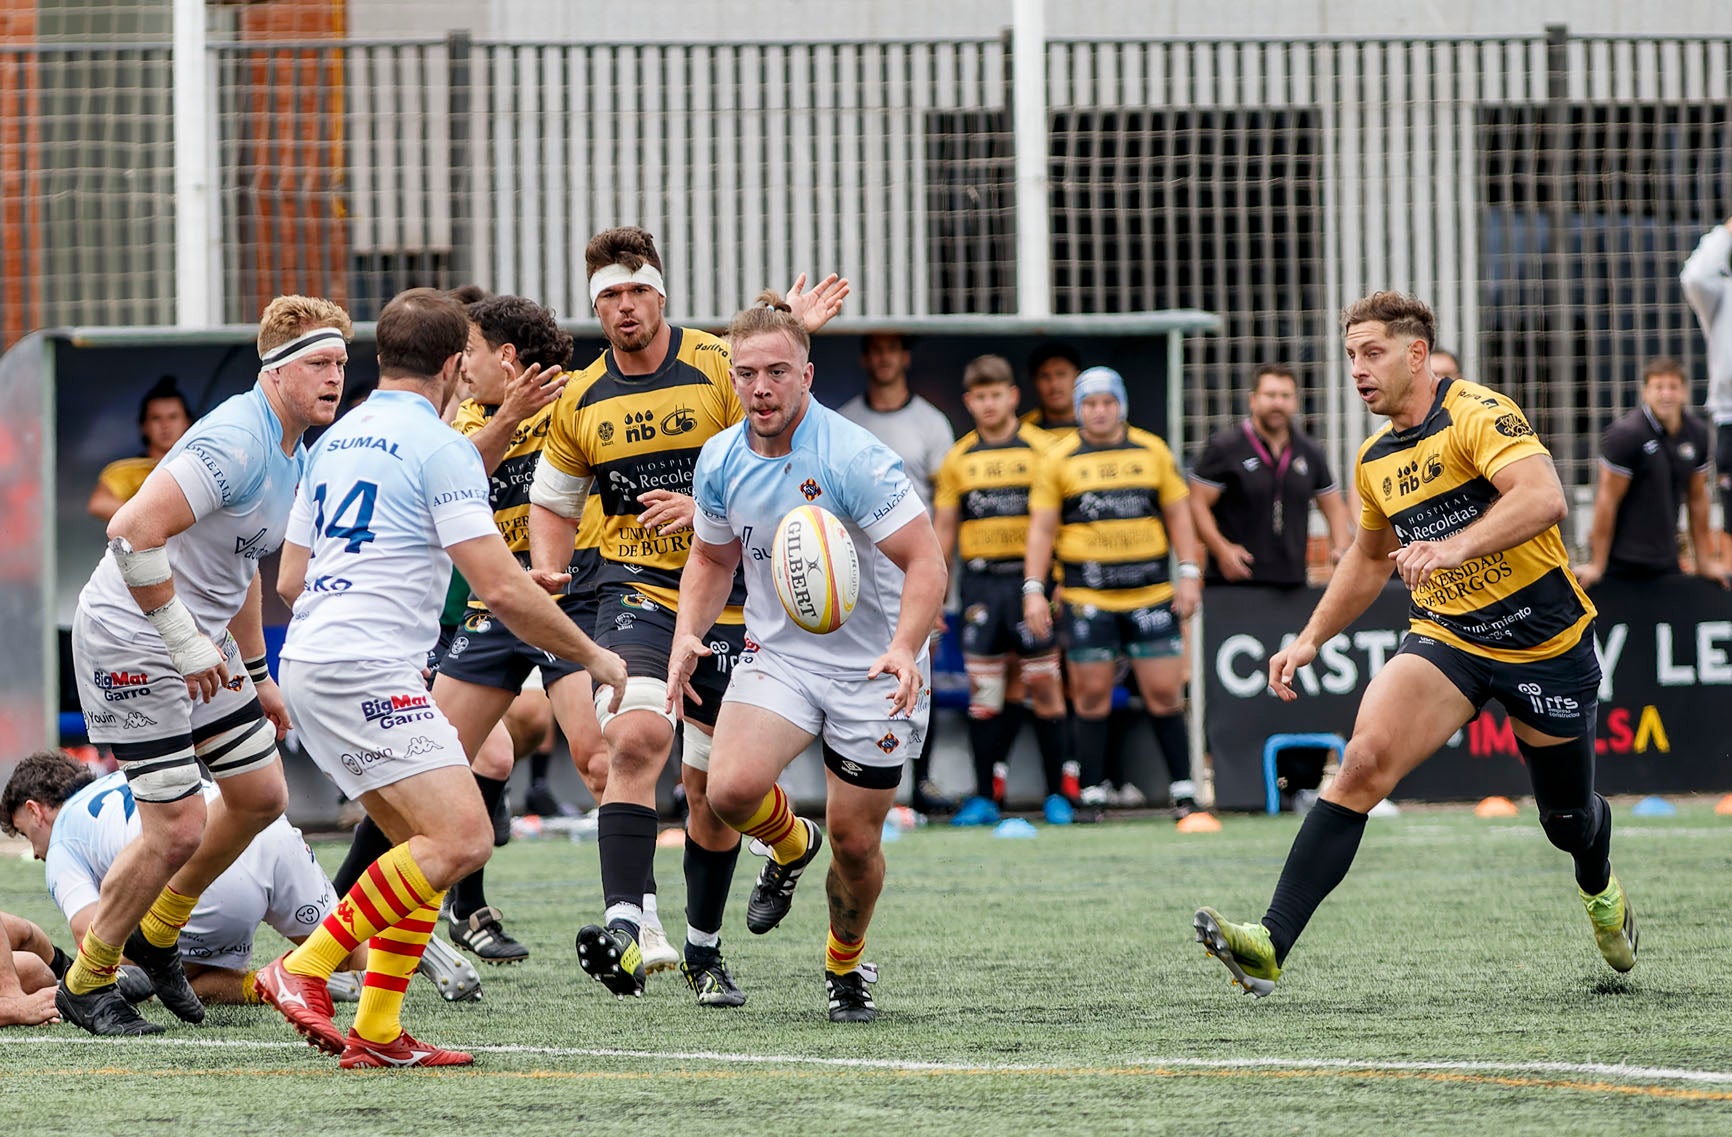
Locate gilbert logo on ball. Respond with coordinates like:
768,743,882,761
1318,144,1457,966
772,504,860,634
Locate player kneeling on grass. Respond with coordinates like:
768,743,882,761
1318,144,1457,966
667,294,947,1023
259,289,627,1069
1194,292,1636,998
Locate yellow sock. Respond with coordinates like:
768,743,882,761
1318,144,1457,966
352,897,441,1045
287,843,436,980
825,927,864,976
139,886,200,950
239,969,264,1005
740,785,809,864
66,930,124,995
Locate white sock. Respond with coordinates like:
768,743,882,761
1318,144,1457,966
603,902,643,933
686,925,721,950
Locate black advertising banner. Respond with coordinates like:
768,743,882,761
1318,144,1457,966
1203,577,1732,810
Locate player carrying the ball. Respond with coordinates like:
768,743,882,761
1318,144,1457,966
667,293,948,1023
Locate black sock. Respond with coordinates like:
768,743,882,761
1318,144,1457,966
597,803,660,914
1074,715,1110,788
333,815,392,896
49,944,72,979
1032,714,1069,797
1575,795,1613,895
1105,705,1134,787
450,776,509,921
1149,711,1192,787
910,724,934,787
529,749,553,784
967,717,1000,799
1521,735,1610,894
683,834,742,940
1261,798,1368,964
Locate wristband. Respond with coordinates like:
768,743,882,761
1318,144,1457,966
245,655,271,685
1176,561,1201,582
144,596,224,678
1021,577,1046,597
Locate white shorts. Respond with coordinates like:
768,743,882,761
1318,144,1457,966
178,818,335,972
721,648,930,790
279,658,469,800
71,607,261,757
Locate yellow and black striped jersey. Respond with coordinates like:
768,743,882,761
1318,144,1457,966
452,397,601,611
96,455,159,503
1020,407,1078,439
934,422,1056,569
1356,377,1595,662
1030,427,1190,612
540,326,745,618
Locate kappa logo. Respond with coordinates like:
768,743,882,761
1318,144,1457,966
1494,412,1534,439
122,710,158,729
799,478,822,501
404,735,443,757
876,732,900,754
598,420,616,444
336,900,357,929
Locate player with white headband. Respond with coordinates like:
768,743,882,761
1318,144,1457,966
529,227,848,1008
59,295,352,1036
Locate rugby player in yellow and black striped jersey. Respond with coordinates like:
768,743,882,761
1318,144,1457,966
1022,366,1205,822
1018,342,1081,439
1195,292,1635,1004
527,226,850,1007
932,354,1070,823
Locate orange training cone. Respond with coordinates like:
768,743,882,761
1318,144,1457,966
1474,796,1519,818
1176,812,1223,834
1715,795,1732,816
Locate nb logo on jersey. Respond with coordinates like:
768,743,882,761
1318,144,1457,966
1397,460,1421,496
625,411,657,443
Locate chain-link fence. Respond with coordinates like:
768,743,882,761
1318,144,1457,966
3,29,1731,499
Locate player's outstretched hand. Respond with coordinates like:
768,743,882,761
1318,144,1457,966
637,490,695,536
588,650,630,715
665,633,715,719
787,272,851,333
497,361,567,425
528,568,571,595
868,645,923,719
1267,639,1318,702
256,677,292,738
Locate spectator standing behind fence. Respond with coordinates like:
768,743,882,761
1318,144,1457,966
1681,216,1732,559
1573,358,1726,589
1190,364,1353,589
840,333,958,816
87,377,194,523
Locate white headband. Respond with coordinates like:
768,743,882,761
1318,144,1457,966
261,327,347,369
588,263,667,306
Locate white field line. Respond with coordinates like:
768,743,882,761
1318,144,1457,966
2,1035,1730,1085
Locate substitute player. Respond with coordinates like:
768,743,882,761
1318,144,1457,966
932,354,1072,826
528,228,847,1007
668,293,947,1023
1194,291,1635,998
61,296,351,1036
257,289,626,1068
1021,367,1204,821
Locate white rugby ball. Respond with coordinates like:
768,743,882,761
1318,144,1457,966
772,504,860,634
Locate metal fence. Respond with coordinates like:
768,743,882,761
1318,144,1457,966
4,30,1731,500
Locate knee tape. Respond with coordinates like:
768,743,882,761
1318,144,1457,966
965,656,1008,719
196,717,278,779
595,674,676,732
681,724,713,772
1538,804,1599,853
1019,653,1062,681
121,751,202,803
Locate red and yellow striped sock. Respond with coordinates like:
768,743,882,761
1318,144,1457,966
351,896,441,1045
139,886,199,950
286,843,435,980
65,929,124,995
740,785,809,864
825,927,864,976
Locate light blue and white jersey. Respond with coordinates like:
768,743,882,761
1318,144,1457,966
691,398,929,674
79,384,304,637
44,771,333,967
280,389,497,666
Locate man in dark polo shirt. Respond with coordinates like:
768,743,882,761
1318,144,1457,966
1190,364,1353,589
1575,357,1726,588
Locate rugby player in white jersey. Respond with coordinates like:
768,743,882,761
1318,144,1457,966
668,294,947,1022
60,296,351,1036
257,289,626,1069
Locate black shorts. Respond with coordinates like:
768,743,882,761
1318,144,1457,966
1396,630,1600,738
958,572,1058,658
1061,600,1184,662
1716,424,1732,534
595,584,744,728
435,594,599,695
